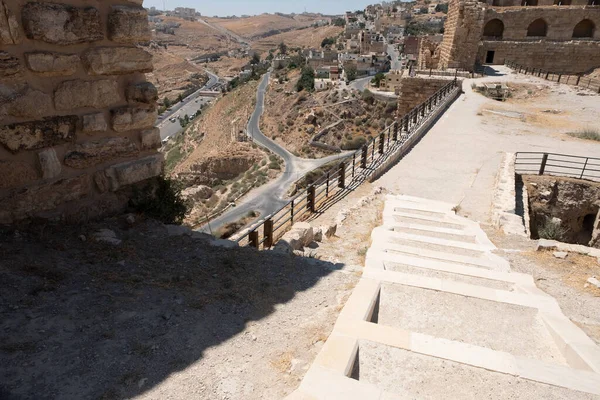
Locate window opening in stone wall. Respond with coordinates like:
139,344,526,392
485,51,496,64
588,0,599,5
521,0,538,5
554,0,572,4
527,19,548,36
573,19,595,38
483,19,504,38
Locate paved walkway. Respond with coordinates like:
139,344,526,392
288,195,600,399
375,66,600,224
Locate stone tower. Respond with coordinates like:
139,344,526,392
438,0,487,71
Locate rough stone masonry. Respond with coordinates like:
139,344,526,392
0,0,163,224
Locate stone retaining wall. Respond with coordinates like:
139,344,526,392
0,0,162,224
396,78,448,117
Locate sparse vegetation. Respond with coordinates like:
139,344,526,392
538,217,568,241
296,66,315,92
131,176,189,225
567,128,600,141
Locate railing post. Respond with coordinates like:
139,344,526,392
338,162,346,189
326,172,330,197
249,230,259,249
539,153,548,175
290,200,294,224
371,139,375,159
576,75,581,86
264,219,274,248
580,158,589,179
545,72,549,80
361,145,367,168
307,185,316,212
403,115,409,132
557,74,561,83
352,153,356,177
379,132,385,154
393,122,398,141
420,104,425,118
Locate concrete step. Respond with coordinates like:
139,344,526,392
389,223,478,244
372,227,496,253
365,248,532,285
369,241,510,271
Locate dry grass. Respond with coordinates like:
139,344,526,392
524,250,600,296
270,351,294,373
567,128,600,141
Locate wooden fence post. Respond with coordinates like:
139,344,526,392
557,74,562,83
326,172,330,197
290,200,294,224
576,75,581,86
352,153,356,177
307,186,316,212
539,153,548,175
379,132,385,154
338,162,346,189
545,72,549,80
264,219,274,248
393,122,398,141
249,230,259,249
361,145,367,168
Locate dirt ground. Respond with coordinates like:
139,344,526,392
0,217,359,400
205,14,322,40
252,25,344,53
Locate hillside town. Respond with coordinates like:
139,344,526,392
1,0,600,399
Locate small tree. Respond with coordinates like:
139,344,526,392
296,66,315,92
251,53,261,65
371,72,385,88
177,93,184,103
345,65,358,82
163,97,171,108
278,42,288,55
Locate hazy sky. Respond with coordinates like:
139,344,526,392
144,0,374,16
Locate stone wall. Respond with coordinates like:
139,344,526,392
0,0,162,224
478,40,600,72
439,0,600,72
396,78,448,117
438,0,487,71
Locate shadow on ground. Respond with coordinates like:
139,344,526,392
0,218,344,399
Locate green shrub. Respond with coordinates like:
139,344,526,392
130,176,189,224
538,217,567,241
269,161,281,170
341,136,367,150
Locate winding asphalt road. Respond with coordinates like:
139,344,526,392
157,70,221,140
198,72,351,234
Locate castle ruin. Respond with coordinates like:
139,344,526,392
0,0,162,224
438,0,600,73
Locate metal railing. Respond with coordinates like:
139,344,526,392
236,79,462,249
505,61,600,94
515,152,600,182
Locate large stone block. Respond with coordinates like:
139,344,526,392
82,47,153,76
108,5,151,43
0,51,20,77
103,153,164,191
0,116,77,153
0,85,53,119
37,148,62,179
64,137,139,169
0,174,92,223
140,127,161,149
21,2,103,45
0,160,38,189
25,52,79,76
81,112,107,133
111,106,157,132
126,82,158,104
0,1,22,45
55,80,121,111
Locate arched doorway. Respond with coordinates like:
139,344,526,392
527,19,548,37
573,19,595,38
483,19,504,38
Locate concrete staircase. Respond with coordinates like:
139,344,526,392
286,195,600,400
